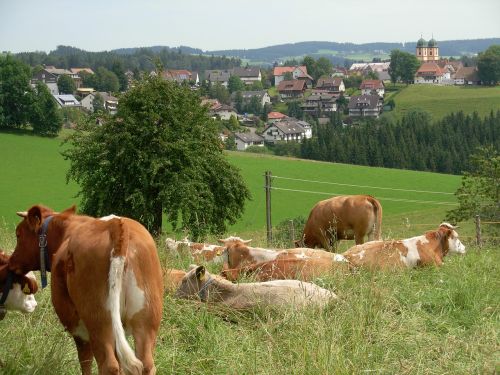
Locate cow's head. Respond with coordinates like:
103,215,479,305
0,264,38,315
217,241,254,270
10,205,75,275
175,265,208,300
439,223,466,255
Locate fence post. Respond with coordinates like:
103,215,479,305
289,219,295,247
265,171,272,244
475,215,482,248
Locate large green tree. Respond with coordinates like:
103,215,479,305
389,50,421,84
227,75,245,93
0,55,33,129
477,45,500,85
57,74,76,94
64,71,251,237
446,146,500,226
30,81,63,136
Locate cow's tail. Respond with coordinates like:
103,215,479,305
368,196,383,240
107,218,143,375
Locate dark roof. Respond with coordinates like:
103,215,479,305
234,132,264,143
266,119,306,135
428,38,438,47
316,77,343,89
454,67,479,81
232,67,260,78
417,38,426,47
348,94,380,110
206,70,231,82
277,79,306,92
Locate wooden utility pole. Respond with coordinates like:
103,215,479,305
265,171,272,243
475,215,482,247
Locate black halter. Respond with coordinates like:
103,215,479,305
38,216,54,289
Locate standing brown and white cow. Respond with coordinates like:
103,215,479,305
297,195,382,249
9,205,163,375
342,223,466,269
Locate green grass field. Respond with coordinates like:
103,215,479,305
0,132,465,245
0,131,498,374
383,84,500,121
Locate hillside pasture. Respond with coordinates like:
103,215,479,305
0,132,467,247
384,84,500,121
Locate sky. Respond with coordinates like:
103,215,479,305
1,0,499,53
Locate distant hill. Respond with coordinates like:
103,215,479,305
110,38,499,66
207,38,500,64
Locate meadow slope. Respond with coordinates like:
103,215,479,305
0,132,465,243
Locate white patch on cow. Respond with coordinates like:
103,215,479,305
356,250,366,259
448,231,466,254
165,238,179,251
294,252,310,260
333,253,348,263
100,214,121,221
2,283,37,313
72,320,90,341
401,235,428,268
107,251,143,374
122,268,145,320
249,247,279,262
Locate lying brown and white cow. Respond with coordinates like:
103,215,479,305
9,205,163,375
176,265,336,310
297,195,383,249
342,223,466,269
218,239,348,281
165,236,251,263
0,251,38,318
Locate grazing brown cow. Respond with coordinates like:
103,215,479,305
297,195,382,249
176,265,336,310
9,205,163,375
342,223,466,270
0,251,38,318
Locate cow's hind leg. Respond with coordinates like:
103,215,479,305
74,337,93,375
133,328,157,375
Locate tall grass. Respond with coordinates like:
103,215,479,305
1,226,498,374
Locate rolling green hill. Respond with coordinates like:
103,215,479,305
383,84,500,121
0,132,465,244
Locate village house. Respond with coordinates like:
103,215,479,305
360,80,385,97
233,132,265,151
263,118,312,143
80,92,118,114
301,92,337,116
161,69,198,85
315,77,345,93
231,90,271,108
348,94,382,117
205,70,231,87
201,98,237,120
52,94,81,108
273,66,313,87
454,67,480,85
277,79,307,99
231,67,261,85
45,66,82,88
267,111,288,123
70,68,94,75
31,69,59,95
414,62,449,84
349,62,390,80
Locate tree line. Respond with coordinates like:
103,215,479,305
15,45,241,74
299,109,500,175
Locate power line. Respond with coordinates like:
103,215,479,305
272,175,455,195
270,187,458,206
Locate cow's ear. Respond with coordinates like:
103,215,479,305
27,206,43,231
22,278,38,295
61,205,77,216
195,265,206,282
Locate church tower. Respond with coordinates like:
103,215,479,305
416,36,439,62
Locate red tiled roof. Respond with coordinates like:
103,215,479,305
416,62,444,75
273,65,308,77
359,80,384,90
267,111,288,119
277,79,306,92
